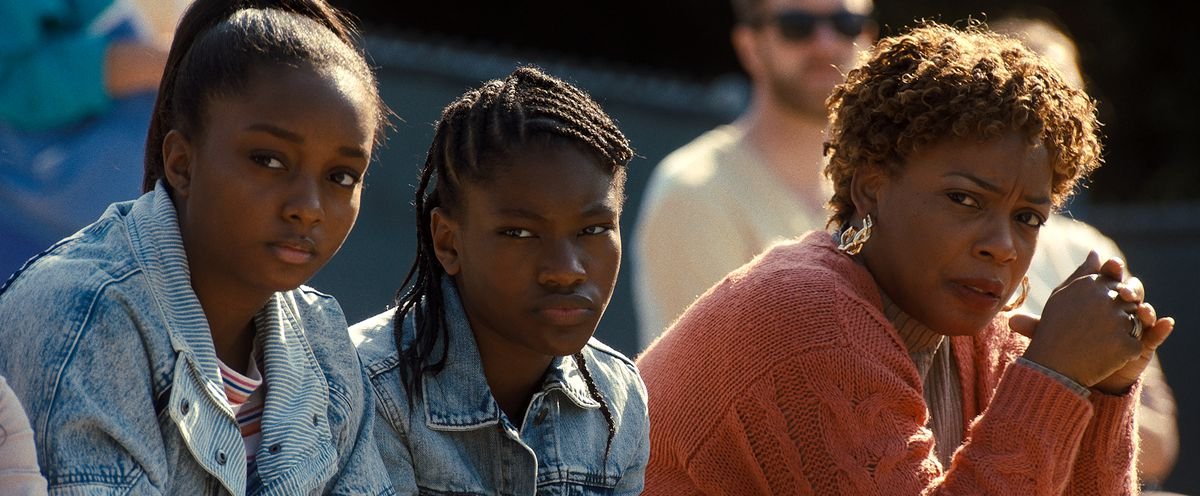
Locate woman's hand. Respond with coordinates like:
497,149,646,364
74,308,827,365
1013,252,1174,394
1092,298,1174,394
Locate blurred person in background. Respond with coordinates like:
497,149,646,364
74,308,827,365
0,374,47,495
633,0,876,347
0,0,184,278
992,15,1180,492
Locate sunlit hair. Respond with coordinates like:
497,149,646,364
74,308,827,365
990,17,1084,89
823,21,1102,228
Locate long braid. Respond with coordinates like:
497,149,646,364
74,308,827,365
391,66,632,463
392,151,450,394
573,352,616,463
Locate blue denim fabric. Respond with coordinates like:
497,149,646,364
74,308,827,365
0,183,394,495
351,282,649,495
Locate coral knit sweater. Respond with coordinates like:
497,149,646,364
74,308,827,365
637,231,1139,495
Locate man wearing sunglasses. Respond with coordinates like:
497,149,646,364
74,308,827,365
634,0,877,347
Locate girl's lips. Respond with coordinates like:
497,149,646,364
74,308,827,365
271,243,315,265
537,307,595,327
535,294,598,326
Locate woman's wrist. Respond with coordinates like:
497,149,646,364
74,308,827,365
1016,357,1090,397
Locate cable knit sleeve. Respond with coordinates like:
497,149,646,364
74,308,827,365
950,321,1139,495
681,377,813,494
672,348,1125,495
936,361,1097,495
1061,383,1140,495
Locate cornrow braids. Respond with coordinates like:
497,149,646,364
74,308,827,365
573,352,616,463
392,65,632,442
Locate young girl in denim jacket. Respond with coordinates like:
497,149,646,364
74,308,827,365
351,66,649,494
0,0,393,493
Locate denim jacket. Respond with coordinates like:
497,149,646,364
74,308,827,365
351,282,649,495
0,183,393,495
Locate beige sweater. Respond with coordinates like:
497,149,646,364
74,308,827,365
633,125,827,347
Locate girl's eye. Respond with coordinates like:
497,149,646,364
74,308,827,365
502,228,535,238
581,225,613,235
330,171,360,187
1016,211,1046,228
948,192,980,208
252,154,286,170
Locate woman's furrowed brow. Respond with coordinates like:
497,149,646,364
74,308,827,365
943,171,1050,205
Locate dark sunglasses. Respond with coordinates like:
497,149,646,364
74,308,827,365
756,10,869,40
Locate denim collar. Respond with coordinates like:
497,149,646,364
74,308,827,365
421,280,599,430
125,180,225,385
130,181,338,486
127,182,320,410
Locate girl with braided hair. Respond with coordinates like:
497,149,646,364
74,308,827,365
352,65,649,495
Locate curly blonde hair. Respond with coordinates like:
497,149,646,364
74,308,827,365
823,21,1102,228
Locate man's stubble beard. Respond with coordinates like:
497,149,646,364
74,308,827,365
766,67,840,122
773,87,830,121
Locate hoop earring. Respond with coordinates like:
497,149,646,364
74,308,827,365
837,214,873,255
1002,276,1030,312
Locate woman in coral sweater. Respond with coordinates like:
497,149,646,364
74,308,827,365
637,21,1174,495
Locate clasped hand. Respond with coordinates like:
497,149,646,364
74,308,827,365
1011,252,1175,395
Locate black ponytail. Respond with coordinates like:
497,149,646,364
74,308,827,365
142,0,387,192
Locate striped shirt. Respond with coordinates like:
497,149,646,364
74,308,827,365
217,349,265,470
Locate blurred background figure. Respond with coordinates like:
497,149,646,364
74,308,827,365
130,0,190,45
0,0,188,278
0,374,47,494
991,15,1180,492
633,0,877,347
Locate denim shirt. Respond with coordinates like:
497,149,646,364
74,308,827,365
0,182,393,495
351,283,649,495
